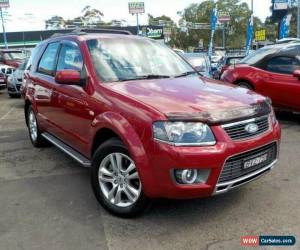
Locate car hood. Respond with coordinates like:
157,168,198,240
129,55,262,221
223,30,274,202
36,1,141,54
106,76,269,124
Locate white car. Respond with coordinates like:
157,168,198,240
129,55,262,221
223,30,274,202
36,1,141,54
0,64,15,91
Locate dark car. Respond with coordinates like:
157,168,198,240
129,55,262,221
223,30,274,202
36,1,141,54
215,55,245,79
221,43,300,112
23,30,280,217
0,49,26,68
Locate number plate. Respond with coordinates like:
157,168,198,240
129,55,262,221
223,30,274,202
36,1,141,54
243,154,268,169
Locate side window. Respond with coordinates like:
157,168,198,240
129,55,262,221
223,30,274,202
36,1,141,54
266,56,300,75
38,42,60,76
57,42,83,72
26,43,42,71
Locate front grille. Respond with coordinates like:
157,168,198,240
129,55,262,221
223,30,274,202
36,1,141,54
218,142,277,183
223,116,270,140
16,84,21,91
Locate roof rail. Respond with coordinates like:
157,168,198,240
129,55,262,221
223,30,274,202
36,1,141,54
50,28,132,38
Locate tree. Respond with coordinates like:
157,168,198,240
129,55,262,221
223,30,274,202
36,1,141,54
148,14,176,27
81,5,104,26
172,0,262,50
45,6,105,29
45,16,65,30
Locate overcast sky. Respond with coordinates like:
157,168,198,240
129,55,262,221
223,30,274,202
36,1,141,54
3,0,272,32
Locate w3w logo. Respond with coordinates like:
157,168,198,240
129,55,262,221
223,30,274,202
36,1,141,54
241,236,259,247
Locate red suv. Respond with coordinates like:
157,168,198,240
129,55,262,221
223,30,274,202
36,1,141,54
0,49,26,68
24,31,281,217
221,43,300,112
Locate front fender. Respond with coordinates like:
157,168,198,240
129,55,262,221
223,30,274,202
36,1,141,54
90,112,158,197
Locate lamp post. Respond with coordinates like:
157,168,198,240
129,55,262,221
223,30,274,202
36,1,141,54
0,7,8,49
298,0,300,38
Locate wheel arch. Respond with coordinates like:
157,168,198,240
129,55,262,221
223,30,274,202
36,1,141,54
90,112,156,197
91,128,121,156
233,79,255,90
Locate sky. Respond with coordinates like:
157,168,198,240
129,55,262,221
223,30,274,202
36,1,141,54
2,0,272,32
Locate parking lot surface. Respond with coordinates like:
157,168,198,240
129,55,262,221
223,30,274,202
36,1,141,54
0,90,299,250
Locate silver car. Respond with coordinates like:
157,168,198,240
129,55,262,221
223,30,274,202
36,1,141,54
7,61,26,98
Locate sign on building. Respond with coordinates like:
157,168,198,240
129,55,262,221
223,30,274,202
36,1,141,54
128,2,145,14
146,27,163,39
0,0,9,8
255,30,266,41
273,0,288,10
218,12,230,23
163,27,172,36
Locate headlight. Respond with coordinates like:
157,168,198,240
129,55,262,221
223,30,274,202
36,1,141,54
153,121,216,146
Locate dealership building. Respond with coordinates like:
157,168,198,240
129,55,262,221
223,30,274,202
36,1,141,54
0,25,165,49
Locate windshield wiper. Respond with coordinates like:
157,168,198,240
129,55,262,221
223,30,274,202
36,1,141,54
117,75,171,82
175,71,198,78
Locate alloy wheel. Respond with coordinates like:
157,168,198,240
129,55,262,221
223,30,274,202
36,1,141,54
98,153,142,208
28,110,38,142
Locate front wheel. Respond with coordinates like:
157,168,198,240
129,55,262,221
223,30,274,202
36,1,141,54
91,138,150,217
237,82,253,90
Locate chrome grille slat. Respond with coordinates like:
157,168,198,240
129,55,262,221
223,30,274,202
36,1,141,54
223,116,270,141
218,142,277,183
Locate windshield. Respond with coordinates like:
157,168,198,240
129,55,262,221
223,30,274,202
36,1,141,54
87,38,195,82
3,52,26,61
240,47,278,65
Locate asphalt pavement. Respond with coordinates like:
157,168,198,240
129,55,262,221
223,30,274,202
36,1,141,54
0,90,299,250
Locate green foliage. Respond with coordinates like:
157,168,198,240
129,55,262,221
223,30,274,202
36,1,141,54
169,0,263,50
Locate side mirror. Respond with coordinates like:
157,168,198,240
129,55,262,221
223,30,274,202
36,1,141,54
293,69,300,79
55,70,81,85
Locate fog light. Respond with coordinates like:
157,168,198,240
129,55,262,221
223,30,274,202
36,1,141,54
174,169,210,184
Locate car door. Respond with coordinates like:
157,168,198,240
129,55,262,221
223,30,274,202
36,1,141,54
261,56,300,111
31,42,61,134
52,40,93,155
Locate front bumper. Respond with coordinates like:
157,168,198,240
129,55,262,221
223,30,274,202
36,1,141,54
0,80,6,90
214,159,277,195
7,80,21,95
141,120,281,199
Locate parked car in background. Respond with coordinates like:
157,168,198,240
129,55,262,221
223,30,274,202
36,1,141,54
7,60,27,98
24,31,280,217
214,54,245,79
0,72,6,90
0,49,26,68
173,48,184,55
0,64,15,87
276,38,300,44
182,53,212,77
221,43,300,112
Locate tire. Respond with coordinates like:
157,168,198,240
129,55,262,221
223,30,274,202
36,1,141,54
9,93,20,98
26,106,47,147
91,138,150,218
237,81,253,90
